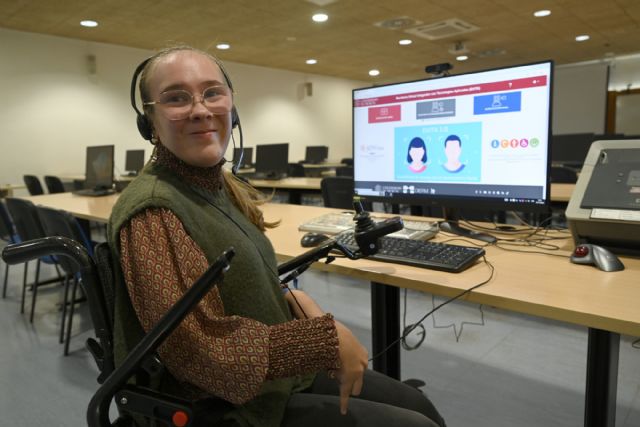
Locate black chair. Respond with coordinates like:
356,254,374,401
23,175,45,195
287,163,306,177
4,198,64,321
335,166,353,177
340,158,353,166
44,175,67,194
0,201,20,298
320,177,354,209
37,206,95,355
550,166,578,183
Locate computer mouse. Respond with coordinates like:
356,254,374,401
569,244,625,272
300,232,330,248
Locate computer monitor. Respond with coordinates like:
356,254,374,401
233,147,253,168
353,61,553,237
551,133,595,168
85,145,114,190
124,149,145,176
305,146,329,164
255,143,289,178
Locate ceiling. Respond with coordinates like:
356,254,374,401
1,0,639,83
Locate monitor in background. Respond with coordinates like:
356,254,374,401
353,61,553,241
551,133,595,168
305,146,329,164
74,145,115,196
233,147,253,168
124,149,145,176
255,143,289,179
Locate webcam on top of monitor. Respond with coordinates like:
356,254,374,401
425,63,453,76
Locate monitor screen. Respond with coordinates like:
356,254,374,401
305,146,329,164
85,145,114,190
233,147,253,168
353,61,553,215
551,133,594,167
125,149,145,175
255,143,289,175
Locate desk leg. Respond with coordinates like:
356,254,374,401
584,328,619,427
289,190,302,205
370,282,400,380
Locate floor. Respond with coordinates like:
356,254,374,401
1,253,639,426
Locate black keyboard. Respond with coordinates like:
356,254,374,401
335,232,485,273
72,188,115,197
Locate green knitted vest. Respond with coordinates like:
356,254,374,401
107,162,310,427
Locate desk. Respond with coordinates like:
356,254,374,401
19,193,639,427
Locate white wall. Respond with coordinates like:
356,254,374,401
0,28,365,188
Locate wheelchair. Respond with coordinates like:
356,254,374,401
1,204,401,426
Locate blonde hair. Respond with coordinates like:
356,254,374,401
140,45,279,231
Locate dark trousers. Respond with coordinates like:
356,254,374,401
281,370,446,427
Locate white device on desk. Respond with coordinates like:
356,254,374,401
566,139,640,256
299,212,438,240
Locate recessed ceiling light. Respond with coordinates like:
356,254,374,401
216,43,230,50
369,69,380,77
456,55,469,61
575,34,590,42
398,39,413,46
312,13,329,22
533,10,551,17
306,59,317,65
80,20,98,28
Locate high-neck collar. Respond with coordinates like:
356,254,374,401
152,144,224,193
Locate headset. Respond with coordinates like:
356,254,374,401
130,54,244,174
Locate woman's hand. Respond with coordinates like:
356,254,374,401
334,320,368,415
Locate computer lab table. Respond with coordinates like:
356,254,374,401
18,193,637,427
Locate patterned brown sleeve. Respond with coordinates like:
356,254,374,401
119,208,339,404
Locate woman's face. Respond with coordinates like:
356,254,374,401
146,51,232,168
409,146,425,163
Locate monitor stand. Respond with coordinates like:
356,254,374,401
439,208,497,244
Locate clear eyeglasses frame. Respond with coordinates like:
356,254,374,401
143,85,233,120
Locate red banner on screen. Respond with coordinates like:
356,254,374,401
368,105,401,123
355,75,548,108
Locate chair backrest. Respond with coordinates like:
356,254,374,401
36,206,94,276
340,158,353,166
23,175,45,195
5,198,47,242
550,166,578,183
0,201,18,243
335,166,353,177
321,176,355,209
44,175,66,194
287,163,306,177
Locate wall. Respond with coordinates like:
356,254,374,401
0,27,365,188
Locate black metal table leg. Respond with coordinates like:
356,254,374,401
584,328,619,427
370,281,400,379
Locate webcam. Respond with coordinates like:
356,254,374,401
425,63,453,76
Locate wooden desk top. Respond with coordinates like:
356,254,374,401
21,192,120,222
549,183,575,203
19,193,639,337
249,177,322,190
262,203,640,337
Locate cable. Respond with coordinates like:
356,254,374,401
369,256,495,363
632,338,640,349
401,288,426,350
430,295,485,342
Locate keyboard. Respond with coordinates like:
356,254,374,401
334,232,485,273
72,188,116,197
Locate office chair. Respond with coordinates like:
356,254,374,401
44,175,67,194
287,162,306,177
340,158,353,166
4,198,64,321
0,201,20,298
37,206,95,355
335,166,353,177
320,177,372,211
550,166,578,183
23,175,45,195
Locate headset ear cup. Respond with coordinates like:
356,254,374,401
231,106,239,129
136,114,153,141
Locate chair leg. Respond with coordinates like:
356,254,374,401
30,259,41,323
60,275,71,344
21,261,29,314
64,276,79,356
2,262,9,299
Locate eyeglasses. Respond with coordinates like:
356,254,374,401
143,85,233,120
